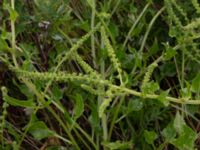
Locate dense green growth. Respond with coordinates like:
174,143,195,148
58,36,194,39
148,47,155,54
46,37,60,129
1,0,200,149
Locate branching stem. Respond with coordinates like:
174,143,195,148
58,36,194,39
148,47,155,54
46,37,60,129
12,68,200,105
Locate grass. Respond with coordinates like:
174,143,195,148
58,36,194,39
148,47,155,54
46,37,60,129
1,0,200,149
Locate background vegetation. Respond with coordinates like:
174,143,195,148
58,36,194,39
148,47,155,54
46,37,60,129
1,0,200,149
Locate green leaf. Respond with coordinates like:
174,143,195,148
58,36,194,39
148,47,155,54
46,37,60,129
173,112,185,134
144,130,157,145
180,81,192,100
134,50,142,68
89,109,100,132
15,84,34,100
169,26,179,37
4,95,36,108
142,81,160,95
1,28,10,40
4,3,19,21
163,44,177,60
157,90,170,106
79,21,90,32
149,39,159,56
128,98,143,112
9,9,18,21
191,73,200,93
73,94,84,120
0,38,9,51
109,23,119,39
164,48,176,60
171,125,197,150
51,85,65,113
28,121,55,140
88,100,100,131
160,62,176,77
162,122,176,142
102,141,132,150
52,85,63,100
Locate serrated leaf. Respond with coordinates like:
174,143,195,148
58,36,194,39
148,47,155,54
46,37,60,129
102,141,132,150
28,121,55,140
171,125,197,150
144,130,157,145
73,94,84,120
162,122,176,142
173,112,185,134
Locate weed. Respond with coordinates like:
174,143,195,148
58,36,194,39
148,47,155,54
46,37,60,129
1,0,200,149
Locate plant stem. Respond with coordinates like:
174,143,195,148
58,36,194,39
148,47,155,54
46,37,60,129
123,2,151,49
44,23,101,93
102,114,108,141
91,0,97,68
86,2,115,45
139,7,165,53
12,68,200,105
75,124,98,150
16,78,80,149
10,0,18,68
108,96,124,140
99,39,108,149
181,51,185,88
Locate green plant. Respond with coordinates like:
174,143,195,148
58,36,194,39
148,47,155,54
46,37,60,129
1,0,200,149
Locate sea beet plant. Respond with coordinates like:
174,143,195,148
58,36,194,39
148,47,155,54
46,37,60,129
1,0,200,149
